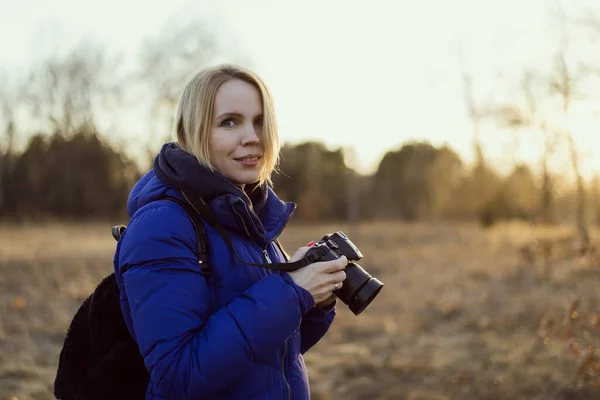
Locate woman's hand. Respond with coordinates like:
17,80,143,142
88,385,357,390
287,243,347,306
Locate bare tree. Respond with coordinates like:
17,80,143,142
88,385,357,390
460,63,486,166
497,71,559,224
592,174,600,226
577,6,600,117
137,19,223,149
456,45,500,219
0,70,20,216
550,1,590,245
343,146,360,238
0,105,15,215
523,73,559,225
24,41,123,137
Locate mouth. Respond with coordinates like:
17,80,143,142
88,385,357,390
234,154,263,166
234,154,262,162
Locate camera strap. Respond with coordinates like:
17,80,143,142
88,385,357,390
179,189,328,273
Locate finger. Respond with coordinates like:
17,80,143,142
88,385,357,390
326,270,346,285
324,280,343,293
319,256,348,273
287,246,311,263
318,282,340,297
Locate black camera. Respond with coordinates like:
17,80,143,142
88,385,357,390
304,231,383,315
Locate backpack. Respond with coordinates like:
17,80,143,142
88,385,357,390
53,196,210,400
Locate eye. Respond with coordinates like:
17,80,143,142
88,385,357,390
220,118,237,128
254,116,263,126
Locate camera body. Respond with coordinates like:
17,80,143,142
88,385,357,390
304,231,383,315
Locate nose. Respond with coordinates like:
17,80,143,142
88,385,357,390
240,122,260,146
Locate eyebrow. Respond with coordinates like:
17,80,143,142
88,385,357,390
215,112,263,120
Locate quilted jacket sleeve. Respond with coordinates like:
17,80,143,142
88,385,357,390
299,300,336,353
116,203,313,399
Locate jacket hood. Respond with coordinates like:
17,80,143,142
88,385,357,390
126,142,296,245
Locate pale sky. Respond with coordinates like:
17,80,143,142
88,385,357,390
1,0,600,177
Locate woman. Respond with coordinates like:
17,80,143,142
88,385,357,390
113,64,347,399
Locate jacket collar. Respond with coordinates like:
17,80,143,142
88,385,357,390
152,142,295,246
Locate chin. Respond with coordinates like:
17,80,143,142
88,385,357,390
231,171,262,186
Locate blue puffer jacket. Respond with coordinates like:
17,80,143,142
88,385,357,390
113,143,336,400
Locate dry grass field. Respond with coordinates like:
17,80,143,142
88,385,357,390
2,220,600,399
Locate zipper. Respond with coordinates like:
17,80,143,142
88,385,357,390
267,242,291,399
281,340,291,400
263,248,272,264
233,203,291,397
232,202,273,265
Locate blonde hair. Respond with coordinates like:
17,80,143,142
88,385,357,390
174,64,279,186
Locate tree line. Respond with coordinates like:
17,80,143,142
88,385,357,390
0,128,596,227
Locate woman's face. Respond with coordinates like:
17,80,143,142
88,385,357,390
209,78,265,187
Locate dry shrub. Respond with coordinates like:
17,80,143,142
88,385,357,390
540,297,600,388
519,234,600,278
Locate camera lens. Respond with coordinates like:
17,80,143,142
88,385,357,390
334,262,383,315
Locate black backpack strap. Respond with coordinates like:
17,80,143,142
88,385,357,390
111,196,211,278
161,196,211,279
